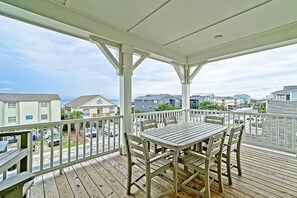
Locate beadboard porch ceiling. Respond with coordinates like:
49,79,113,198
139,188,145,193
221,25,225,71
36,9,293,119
1,0,297,64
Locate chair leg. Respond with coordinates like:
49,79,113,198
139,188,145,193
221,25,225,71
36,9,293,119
217,156,224,193
226,152,232,185
127,161,132,195
204,163,211,198
236,149,242,176
146,174,151,198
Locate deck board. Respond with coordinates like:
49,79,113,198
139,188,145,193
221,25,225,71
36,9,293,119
30,145,297,198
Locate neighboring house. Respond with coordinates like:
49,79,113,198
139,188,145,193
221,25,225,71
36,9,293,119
270,85,297,101
173,94,215,109
172,95,182,108
266,86,297,115
134,94,176,112
64,95,117,118
234,94,251,105
0,93,61,126
214,96,238,110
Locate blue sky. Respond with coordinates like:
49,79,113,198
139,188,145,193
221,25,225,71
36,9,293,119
1,15,297,100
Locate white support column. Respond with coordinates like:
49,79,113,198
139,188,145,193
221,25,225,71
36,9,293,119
119,44,133,154
182,83,190,122
172,62,206,122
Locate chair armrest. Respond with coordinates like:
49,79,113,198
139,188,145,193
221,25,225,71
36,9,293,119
184,150,209,160
148,151,174,164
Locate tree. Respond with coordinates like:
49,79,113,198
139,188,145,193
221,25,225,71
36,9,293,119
155,103,179,111
254,103,266,113
198,101,223,110
70,111,84,119
61,108,65,120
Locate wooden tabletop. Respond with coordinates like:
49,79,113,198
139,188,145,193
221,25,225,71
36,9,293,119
140,121,227,151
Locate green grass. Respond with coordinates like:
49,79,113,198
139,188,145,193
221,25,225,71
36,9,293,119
31,130,85,154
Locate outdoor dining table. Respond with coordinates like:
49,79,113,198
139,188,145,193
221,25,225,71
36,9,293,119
139,121,228,196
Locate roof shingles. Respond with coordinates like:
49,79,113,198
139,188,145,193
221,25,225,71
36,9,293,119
0,93,60,102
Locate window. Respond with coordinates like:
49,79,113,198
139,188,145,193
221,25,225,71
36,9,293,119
154,100,158,103
41,102,48,107
8,102,16,108
286,95,290,101
109,107,115,114
41,114,48,120
26,115,33,120
96,99,103,104
83,109,90,116
8,116,16,123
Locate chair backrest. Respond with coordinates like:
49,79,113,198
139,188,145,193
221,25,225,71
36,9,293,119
124,132,149,161
140,119,158,131
227,125,244,149
205,116,224,125
205,131,226,157
163,116,177,126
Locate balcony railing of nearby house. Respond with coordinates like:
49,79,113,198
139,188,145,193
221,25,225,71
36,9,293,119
0,115,122,180
132,109,184,136
189,109,297,155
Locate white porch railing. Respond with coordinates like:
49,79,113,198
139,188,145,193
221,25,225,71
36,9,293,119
1,108,296,180
0,115,122,177
132,109,184,136
189,109,297,154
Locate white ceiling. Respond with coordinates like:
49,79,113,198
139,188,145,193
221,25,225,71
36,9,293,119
1,0,297,64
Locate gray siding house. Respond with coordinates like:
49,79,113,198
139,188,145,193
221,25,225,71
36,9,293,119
134,94,176,112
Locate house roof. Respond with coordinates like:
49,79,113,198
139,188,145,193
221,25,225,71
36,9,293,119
135,94,174,101
0,93,60,102
215,96,236,100
2,1,297,64
271,85,297,95
65,95,116,108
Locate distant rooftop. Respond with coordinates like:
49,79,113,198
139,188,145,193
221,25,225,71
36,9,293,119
135,94,173,100
0,93,60,102
215,96,236,100
65,95,116,108
271,85,297,95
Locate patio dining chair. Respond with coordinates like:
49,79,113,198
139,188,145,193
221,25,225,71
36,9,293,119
140,119,163,153
179,131,226,198
198,115,225,151
222,125,244,185
163,116,177,126
124,132,174,198
205,115,225,125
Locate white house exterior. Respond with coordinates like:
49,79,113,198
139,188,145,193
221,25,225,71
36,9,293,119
65,95,117,118
267,85,297,115
0,93,61,126
271,86,297,101
214,96,239,110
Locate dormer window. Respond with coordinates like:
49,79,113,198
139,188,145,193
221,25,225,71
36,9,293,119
97,99,103,104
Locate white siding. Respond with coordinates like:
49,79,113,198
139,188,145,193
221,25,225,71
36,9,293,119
19,101,39,124
0,101,3,126
4,102,19,126
291,90,297,101
50,100,61,121
39,101,50,122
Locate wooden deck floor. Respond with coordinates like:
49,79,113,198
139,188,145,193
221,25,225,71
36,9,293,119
29,145,297,198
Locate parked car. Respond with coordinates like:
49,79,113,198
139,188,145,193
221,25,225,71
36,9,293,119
46,133,60,147
235,119,244,124
86,127,97,138
104,123,119,137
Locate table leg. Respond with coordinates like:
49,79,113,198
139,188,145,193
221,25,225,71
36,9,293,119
173,152,178,197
